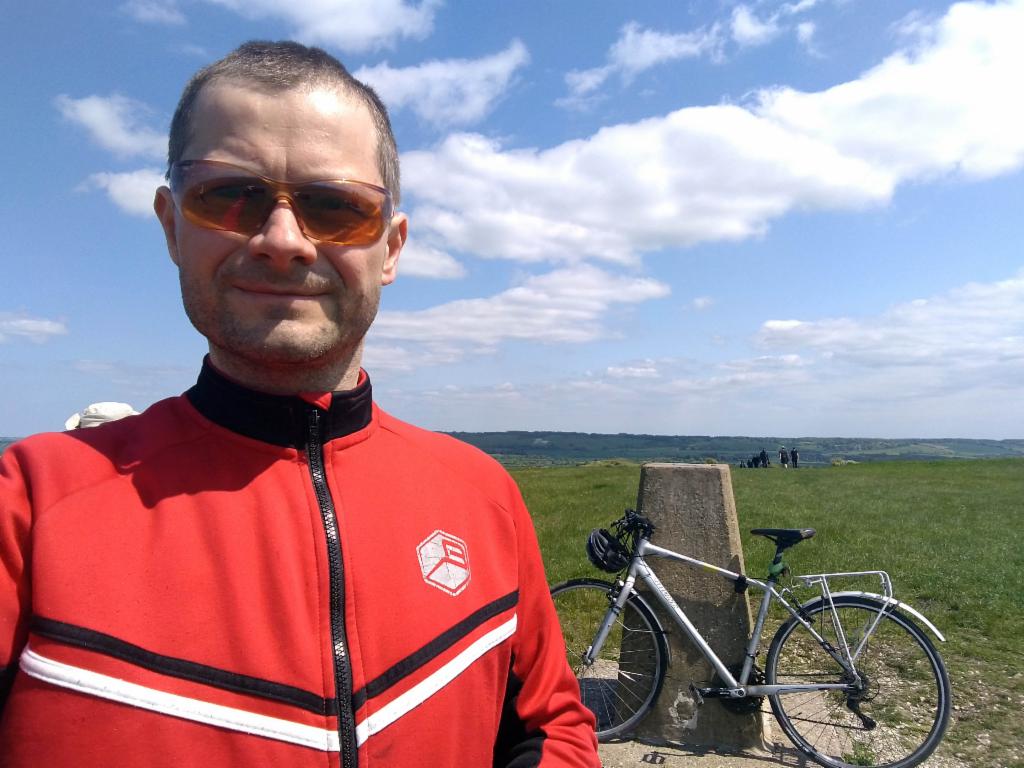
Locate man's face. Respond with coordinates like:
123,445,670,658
154,81,405,385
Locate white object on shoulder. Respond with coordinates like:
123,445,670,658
64,402,139,430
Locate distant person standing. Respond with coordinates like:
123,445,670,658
791,447,800,468
759,448,769,468
779,447,789,468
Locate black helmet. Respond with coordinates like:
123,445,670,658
586,528,631,573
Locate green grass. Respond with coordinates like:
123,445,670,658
517,458,1024,767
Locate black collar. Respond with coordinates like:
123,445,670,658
185,358,373,448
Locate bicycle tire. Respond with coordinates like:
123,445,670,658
765,595,951,768
550,578,668,740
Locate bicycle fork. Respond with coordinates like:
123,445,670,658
582,576,639,665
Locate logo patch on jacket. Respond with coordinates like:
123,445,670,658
417,530,471,596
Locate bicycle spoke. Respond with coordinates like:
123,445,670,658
550,579,667,740
767,598,950,768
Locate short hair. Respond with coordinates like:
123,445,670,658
167,40,400,204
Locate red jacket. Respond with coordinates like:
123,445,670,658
0,363,598,767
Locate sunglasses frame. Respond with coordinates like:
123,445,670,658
169,159,395,247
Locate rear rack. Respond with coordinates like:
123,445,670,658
792,570,894,665
795,570,893,602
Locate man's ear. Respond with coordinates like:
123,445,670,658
381,212,407,286
154,186,180,266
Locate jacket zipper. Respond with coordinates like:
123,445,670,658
307,409,358,768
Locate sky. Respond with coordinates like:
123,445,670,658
2,0,1023,439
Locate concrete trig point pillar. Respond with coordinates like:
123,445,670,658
632,463,765,750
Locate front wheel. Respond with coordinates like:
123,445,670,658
766,595,951,768
550,578,668,740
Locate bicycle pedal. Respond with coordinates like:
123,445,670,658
688,683,704,706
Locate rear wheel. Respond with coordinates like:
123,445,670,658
766,596,951,768
550,578,668,740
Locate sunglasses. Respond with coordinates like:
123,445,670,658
169,159,394,247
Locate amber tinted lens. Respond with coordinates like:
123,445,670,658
181,178,276,234
171,161,392,246
293,182,389,245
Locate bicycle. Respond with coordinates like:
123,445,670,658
550,509,951,768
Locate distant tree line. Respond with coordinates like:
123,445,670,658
5,433,1024,466
443,431,1024,467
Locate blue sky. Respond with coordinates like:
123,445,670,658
2,0,1023,439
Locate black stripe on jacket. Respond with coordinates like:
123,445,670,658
31,616,337,716
352,590,519,710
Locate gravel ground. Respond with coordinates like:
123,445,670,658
598,738,805,768
598,738,970,768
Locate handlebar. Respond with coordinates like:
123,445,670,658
611,508,656,541
585,509,656,573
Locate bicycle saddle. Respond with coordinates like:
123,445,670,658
750,528,816,549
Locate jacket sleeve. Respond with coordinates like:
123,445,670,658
492,477,600,768
0,443,33,716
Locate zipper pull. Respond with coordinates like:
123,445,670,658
307,407,320,447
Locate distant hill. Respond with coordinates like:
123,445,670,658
444,431,1024,467
5,433,1024,468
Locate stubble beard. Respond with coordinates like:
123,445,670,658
180,275,381,391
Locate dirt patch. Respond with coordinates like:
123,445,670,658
598,737,974,768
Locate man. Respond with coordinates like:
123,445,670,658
0,41,599,767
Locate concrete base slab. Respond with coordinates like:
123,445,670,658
599,737,806,767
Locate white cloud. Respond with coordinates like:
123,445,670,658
497,268,1018,428
0,313,68,344
782,0,822,13
55,94,166,160
692,296,715,311
757,271,1024,379
561,0,819,104
758,0,1024,181
121,0,185,25
408,0,1024,266
382,271,1024,436
374,264,669,347
355,41,529,128
562,21,722,102
397,241,466,279
563,66,614,100
376,353,816,434
796,21,818,54
731,5,782,47
608,21,723,77
202,0,441,53
84,169,165,217
607,361,660,379
404,111,891,265
731,0,820,50
728,270,1024,434
361,342,465,373
891,9,943,43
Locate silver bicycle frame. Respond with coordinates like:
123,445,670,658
587,539,889,697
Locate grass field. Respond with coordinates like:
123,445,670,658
516,458,1024,767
